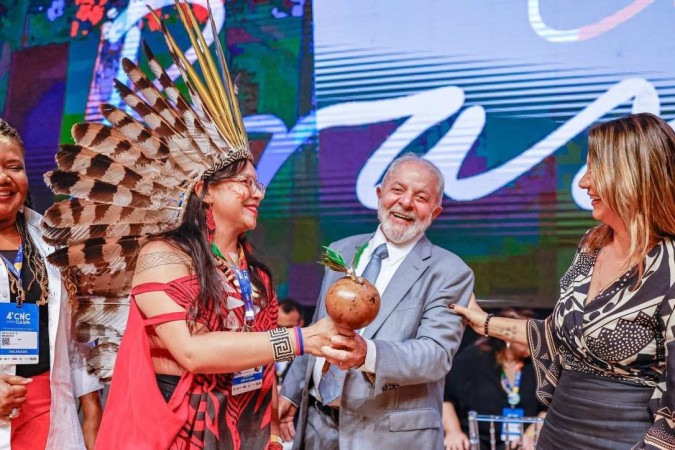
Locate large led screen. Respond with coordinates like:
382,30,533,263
1,0,674,307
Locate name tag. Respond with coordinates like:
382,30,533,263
232,366,263,395
500,407,524,442
0,303,39,364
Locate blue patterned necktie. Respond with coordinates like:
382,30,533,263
318,243,388,404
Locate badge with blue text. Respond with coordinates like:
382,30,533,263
232,366,263,395
500,407,524,442
0,303,39,364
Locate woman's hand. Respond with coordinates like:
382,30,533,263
521,433,536,450
450,293,488,336
301,317,350,356
505,434,535,450
444,429,469,450
0,374,31,418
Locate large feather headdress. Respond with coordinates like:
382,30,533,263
42,1,252,381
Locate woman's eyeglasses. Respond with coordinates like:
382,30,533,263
230,176,266,195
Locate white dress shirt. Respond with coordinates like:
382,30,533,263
310,227,423,404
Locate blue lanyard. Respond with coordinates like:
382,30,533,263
501,369,522,407
502,370,521,392
211,243,256,328
1,241,25,307
232,267,255,328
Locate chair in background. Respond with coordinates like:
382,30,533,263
468,411,544,450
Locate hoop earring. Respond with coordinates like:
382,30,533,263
206,205,216,242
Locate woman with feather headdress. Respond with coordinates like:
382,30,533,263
40,2,359,449
0,118,102,449
92,132,346,450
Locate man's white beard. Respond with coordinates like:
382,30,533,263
378,206,432,244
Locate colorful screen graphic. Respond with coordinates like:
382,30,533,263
1,0,674,307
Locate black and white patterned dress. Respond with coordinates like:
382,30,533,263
528,234,675,449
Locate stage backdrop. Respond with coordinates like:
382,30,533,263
1,0,674,307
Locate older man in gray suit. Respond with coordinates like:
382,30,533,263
278,153,474,450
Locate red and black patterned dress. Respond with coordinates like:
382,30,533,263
96,264,278,450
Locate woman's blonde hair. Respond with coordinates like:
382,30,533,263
582,113,675,270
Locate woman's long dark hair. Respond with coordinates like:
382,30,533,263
164,159,274,331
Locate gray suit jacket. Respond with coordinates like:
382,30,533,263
280,233,473,449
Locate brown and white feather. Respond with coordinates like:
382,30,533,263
43,0,254,382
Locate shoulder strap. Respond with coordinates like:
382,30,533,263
131,282,168,295
132,282,187,326
143,312,186,326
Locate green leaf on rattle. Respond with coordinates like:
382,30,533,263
318,246,350,274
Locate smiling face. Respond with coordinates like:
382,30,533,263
0,138,28,223
204,160,263,236
578,156,621,228
376,160,442,244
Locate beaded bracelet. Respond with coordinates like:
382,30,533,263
483,313,494,337
268,328,296,362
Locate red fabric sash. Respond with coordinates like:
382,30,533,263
10,371,51,449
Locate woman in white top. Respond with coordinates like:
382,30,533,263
0,118,102,449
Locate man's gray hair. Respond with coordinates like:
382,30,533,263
381,153,445,205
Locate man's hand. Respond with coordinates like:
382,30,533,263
321,333,367,370
278,395,298,443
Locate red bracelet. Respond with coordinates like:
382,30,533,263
294,327,304,356
270,434,283,450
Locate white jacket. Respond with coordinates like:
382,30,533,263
0,208,102,449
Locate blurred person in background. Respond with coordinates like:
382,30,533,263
278,298,304,329
443,307,545,450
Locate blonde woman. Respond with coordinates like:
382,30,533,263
452,113,675,449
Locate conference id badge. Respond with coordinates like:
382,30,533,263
232,366,263,395
0,303,39,364
500,407,524,442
